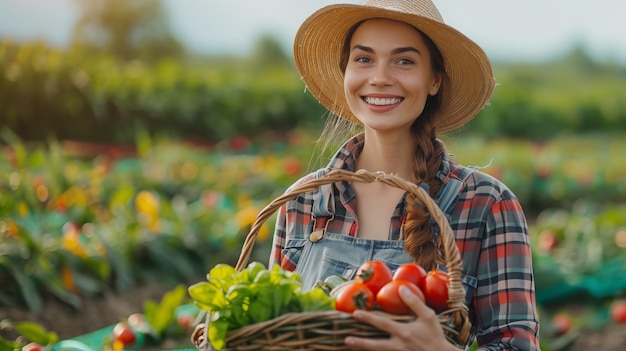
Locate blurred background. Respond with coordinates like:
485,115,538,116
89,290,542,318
0,1,625,350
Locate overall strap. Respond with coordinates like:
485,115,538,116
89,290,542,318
311,168,334,218
437,165,476,214
310,168,335,241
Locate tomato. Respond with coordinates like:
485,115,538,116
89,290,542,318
333,281,375,313
538,229,559,252
611,300,626,324
22,343,44,351
112,321,137,346
376,280,425,315
127,312,151,334
423,269,449,312
177,313,194,330
551,313,572,335
393,263,427,290
356,261,393,296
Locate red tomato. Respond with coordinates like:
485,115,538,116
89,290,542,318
393,263,427,290
356,261,393,296
551,313,572,335
376,280,425,315
112,321,137,346
22,343,44,351
423,269,449,312
177,313,194,330
334,281,375,313
611,300,626,324
538,229,559,252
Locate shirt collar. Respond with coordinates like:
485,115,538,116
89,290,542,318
326,134,454,183
326,133,364,172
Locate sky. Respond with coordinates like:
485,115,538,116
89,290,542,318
1,0,625,63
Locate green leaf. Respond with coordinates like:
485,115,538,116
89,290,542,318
143,284,188,334
103,241,134,293
13,321,58,345
0,337,19,351
296,287,335,312
35,273,81,310
247,287,273,324
208,318,229,351
143,300,158,323
7,262,42,312
207,264,238,290
273,282,299,315
241,261,266,283
188,281,227,311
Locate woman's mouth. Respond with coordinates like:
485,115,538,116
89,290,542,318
363,96,404,106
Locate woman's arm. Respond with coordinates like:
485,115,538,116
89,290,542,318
474,196,540,350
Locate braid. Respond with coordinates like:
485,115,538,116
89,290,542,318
404,115,445,270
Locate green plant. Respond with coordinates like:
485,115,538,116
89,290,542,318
188,262,334,350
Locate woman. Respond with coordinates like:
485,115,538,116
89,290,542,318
269,0,540,350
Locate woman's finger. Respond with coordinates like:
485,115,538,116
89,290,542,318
399,285,434,317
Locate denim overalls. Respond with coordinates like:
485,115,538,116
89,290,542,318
292,168,475,295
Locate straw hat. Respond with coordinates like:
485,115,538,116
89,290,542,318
293,0,496,132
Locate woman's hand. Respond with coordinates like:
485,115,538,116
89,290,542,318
344,285,460,351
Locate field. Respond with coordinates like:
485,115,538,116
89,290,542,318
1,132,625,350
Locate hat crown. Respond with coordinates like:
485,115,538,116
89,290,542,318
363,0,444,23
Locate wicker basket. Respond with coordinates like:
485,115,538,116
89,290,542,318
193,169,471,351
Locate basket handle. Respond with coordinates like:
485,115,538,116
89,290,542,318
234,169,465,312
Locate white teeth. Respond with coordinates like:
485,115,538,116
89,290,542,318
364,97,402,106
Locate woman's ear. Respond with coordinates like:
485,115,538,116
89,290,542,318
429,73,442,96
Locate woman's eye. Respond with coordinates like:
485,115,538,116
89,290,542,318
398,58,415,65
355,55,371,63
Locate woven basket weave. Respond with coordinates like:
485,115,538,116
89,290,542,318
193,169,471,350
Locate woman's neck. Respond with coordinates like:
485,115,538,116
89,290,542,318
356,129,415,180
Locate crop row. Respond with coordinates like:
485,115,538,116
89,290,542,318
0,132,624,315
2,40,626,144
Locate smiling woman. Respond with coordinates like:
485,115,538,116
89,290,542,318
258,0,543,350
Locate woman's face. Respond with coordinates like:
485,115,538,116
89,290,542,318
344,19,441,133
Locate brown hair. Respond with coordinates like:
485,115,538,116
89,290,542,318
335,19,448,270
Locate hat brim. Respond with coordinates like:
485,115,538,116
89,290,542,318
294,4,496,132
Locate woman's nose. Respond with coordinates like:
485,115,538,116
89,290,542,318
368,64,393,86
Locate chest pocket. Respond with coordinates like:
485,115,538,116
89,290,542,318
316,242,414,282
317,254,360,281
462,274,478,307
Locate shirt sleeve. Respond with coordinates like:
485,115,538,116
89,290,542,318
268,202,289,269
474,197,541,351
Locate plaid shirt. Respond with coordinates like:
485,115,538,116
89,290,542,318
269,134,540,350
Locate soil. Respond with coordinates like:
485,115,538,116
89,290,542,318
569,323,626,351
2,283,625,351
0,282,186,349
